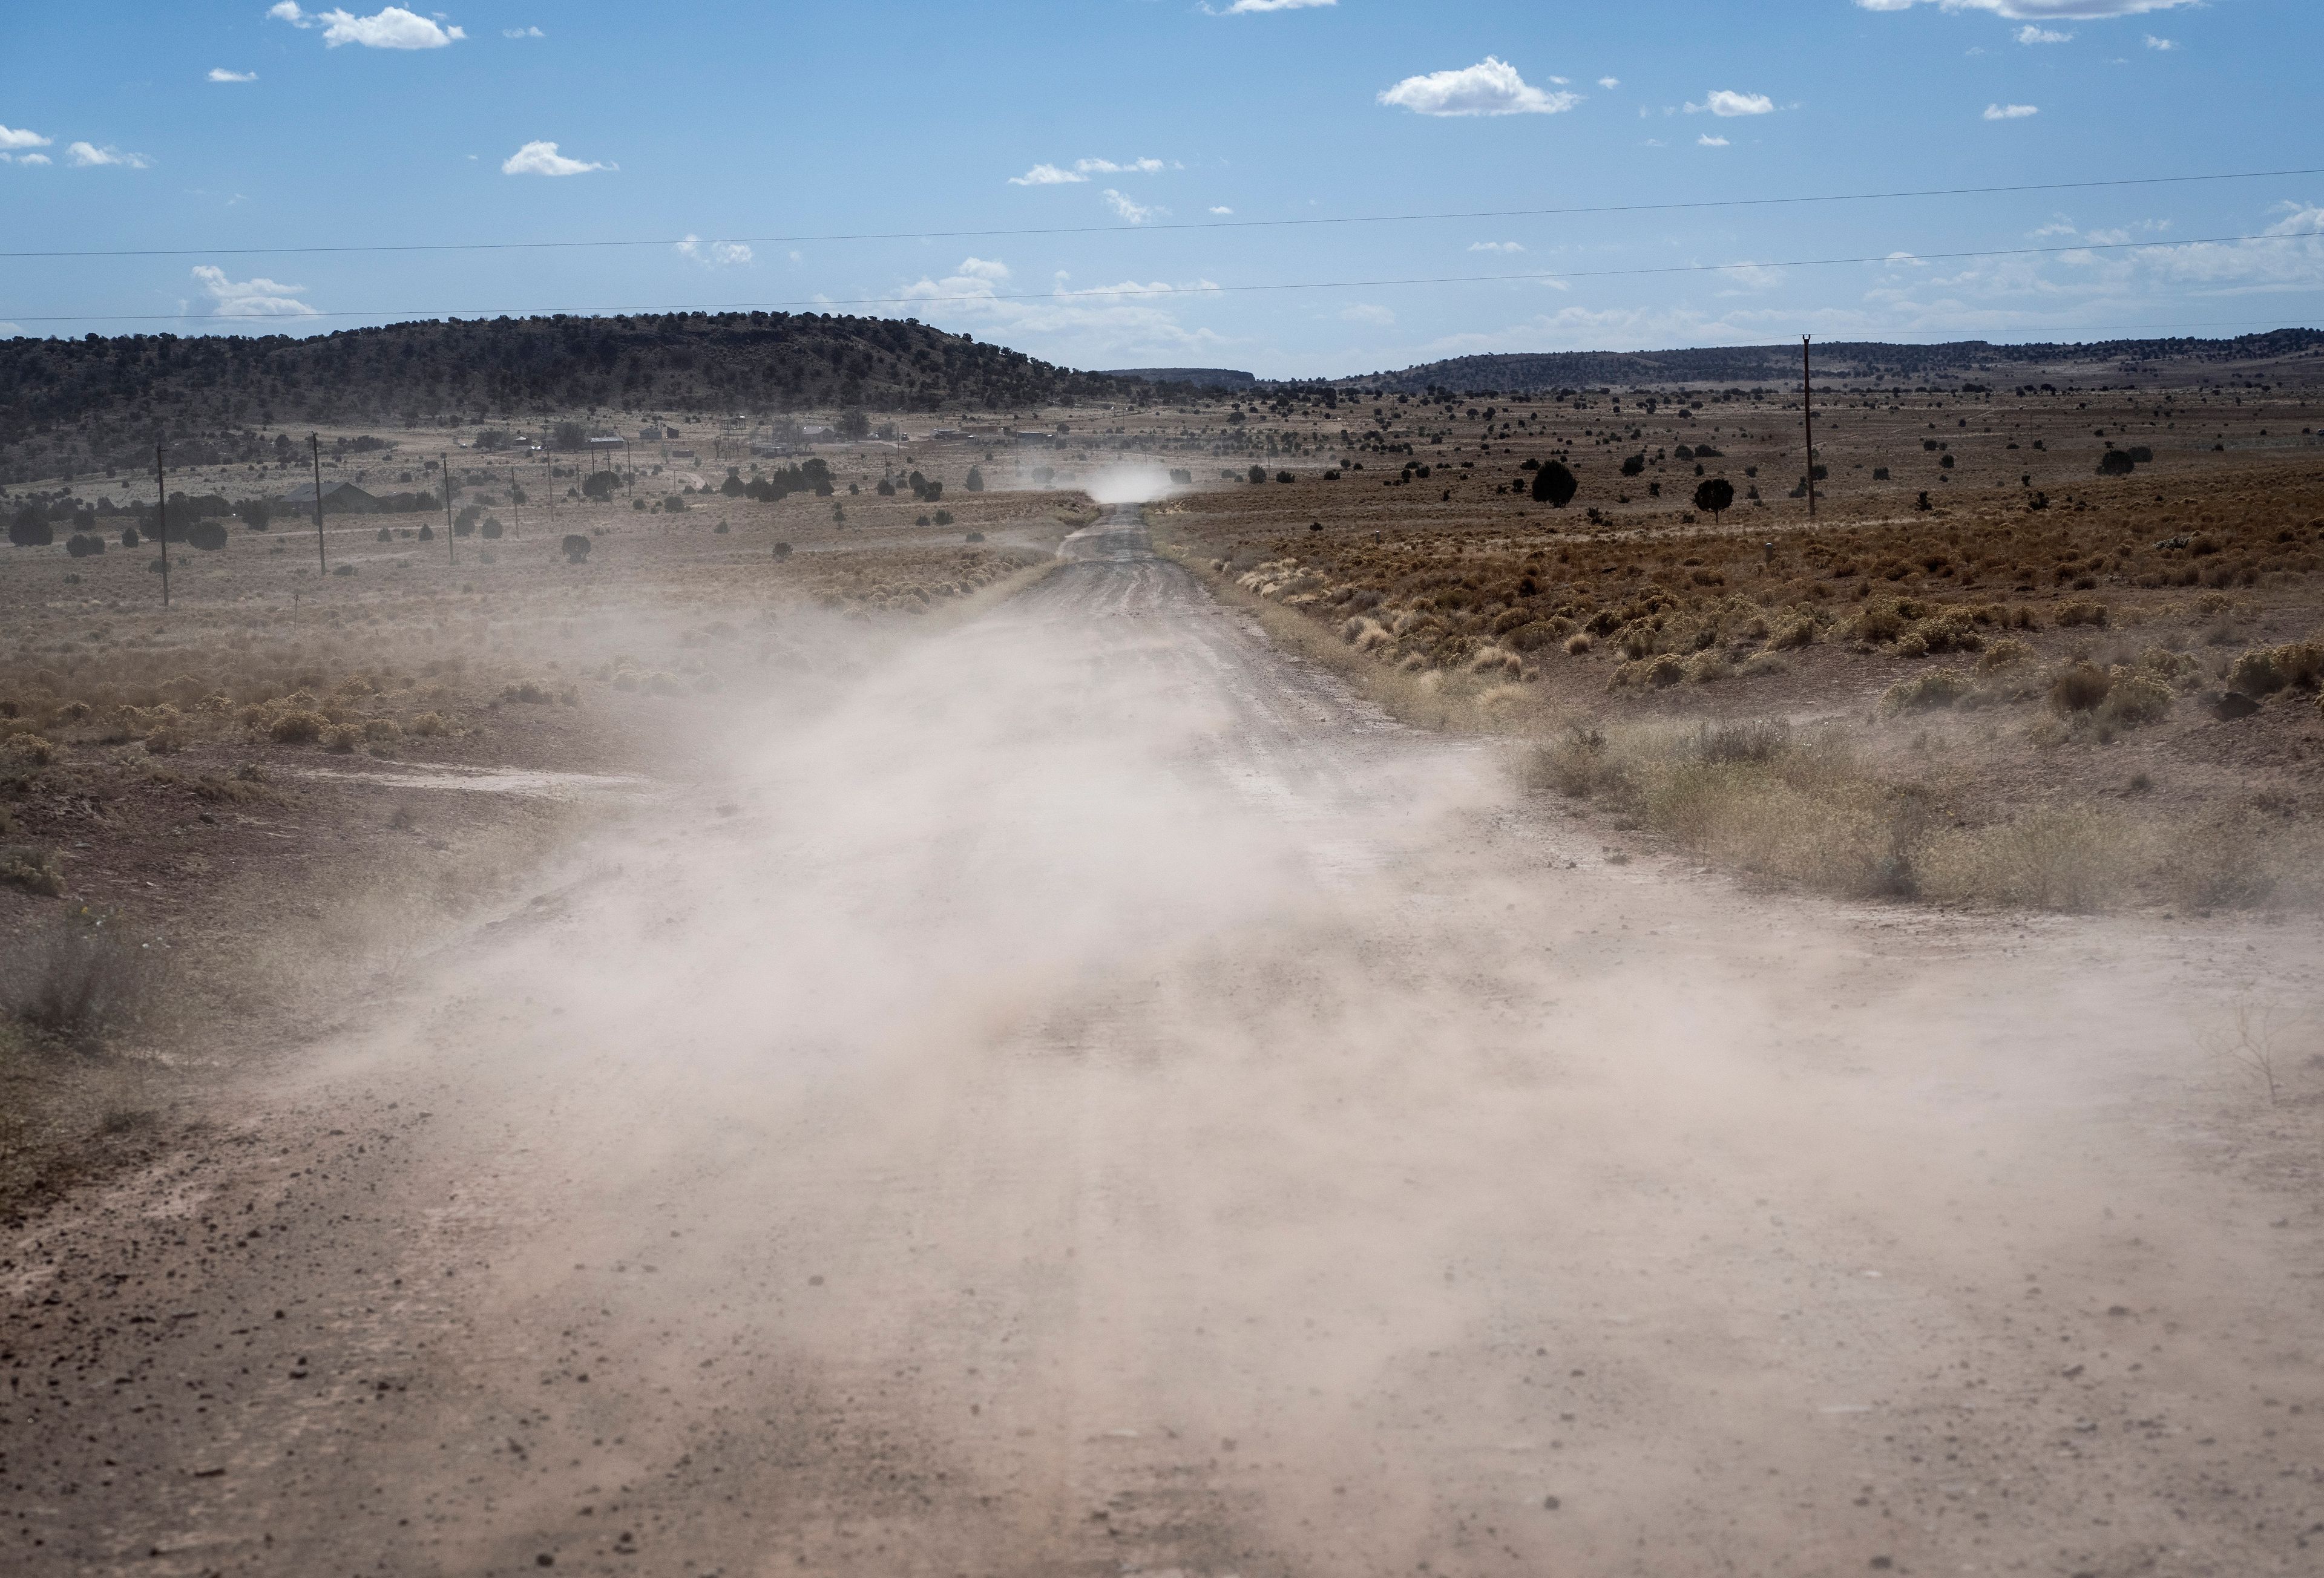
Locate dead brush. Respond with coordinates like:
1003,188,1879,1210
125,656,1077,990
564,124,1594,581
1523,725,1622,799
2195,999,2307,1106
0,906,162,1049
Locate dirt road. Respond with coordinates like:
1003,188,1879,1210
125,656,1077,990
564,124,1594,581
7,506,2322,1577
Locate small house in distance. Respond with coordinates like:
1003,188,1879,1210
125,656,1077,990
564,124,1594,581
281,479,379,514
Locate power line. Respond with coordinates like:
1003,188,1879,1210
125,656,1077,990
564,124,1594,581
7,231,2315,325
3,166,2320,262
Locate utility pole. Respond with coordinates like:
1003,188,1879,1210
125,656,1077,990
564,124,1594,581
441,453,457,566
509,465,521,539
154,443,169,608
1802,335,1817,520
310,432,328,575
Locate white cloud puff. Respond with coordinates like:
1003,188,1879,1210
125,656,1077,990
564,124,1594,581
501,140,612,175
67,142,152,168
899,257,1226,358
1102,189,1165,224
1379,57,1579,117
270,5,466,50
1215,0,1335,11
1698,133,1731,146
1009,156,1168,186
504,25,545,38
1686,90,1773,116
1208,205,1233,215
208,68,259,82
1854,0,2191,17
2014,25,2072,42
675,235,752,266
191,264,318,319
1983,102,2040,118
0,124,54,150
1340,303,1396,325
2144,33,2178,49
1468,241,1525,253
1597,76,1620,89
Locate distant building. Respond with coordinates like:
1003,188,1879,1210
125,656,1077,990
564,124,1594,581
280,480,379,513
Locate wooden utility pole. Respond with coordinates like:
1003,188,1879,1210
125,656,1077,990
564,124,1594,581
1802,335,1817,519
441,453,457,566
154,443,169,607
309,432,328,575
509,466,521,539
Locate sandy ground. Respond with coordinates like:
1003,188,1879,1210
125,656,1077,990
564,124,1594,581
5,506,2322,1577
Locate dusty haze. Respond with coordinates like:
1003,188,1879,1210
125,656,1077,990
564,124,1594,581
7,501,2321,1578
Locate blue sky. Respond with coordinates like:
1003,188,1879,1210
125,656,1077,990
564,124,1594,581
1,0,2317,378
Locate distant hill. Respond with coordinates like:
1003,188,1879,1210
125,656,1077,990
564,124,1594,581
1094,367,1257,388
0,312,1141,484
1341,329,2324,394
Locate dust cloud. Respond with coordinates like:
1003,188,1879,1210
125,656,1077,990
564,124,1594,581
271,513,2317,1574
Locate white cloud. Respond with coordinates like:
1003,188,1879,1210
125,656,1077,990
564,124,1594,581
67,142,152,168
2014,24,2072,42
1715,261,1787,294
1853,1,2194,17
2145,33,2178,49
1468,240,1525,253
1102,188,1165,224
1340,303,1396,325
1215,0,1335,11
504,25,545,38
208,67,259,82
191,264,318,319
1010,156,1169,186
0,125,53,150
501,140,612,175
1698,134,1730,146
1597,76,1620,89
1209,205,1233,215
1378,57,1579,117
1686,90,1774,117
897,257,1227,359
2,153,53,166
1983,102,2040,119
270,5,466,49
675,235,752,266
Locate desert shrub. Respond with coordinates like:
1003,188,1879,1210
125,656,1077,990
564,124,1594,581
1880,667,1976,713
2227,640,2324,695
1682,650,1729,684
1564,631,1593,656
2096,672,2174,728
1641,653,1685,688
321,724,362,753
0,907,160,1046
269,710,328,744
1977,637,2033,673
2053,600,2109,628
2048,662,2112,713
1523,727,1621,799
1,845,66,897
562,533,592,563
2144,813,2286,909
1762,613,1817,652
1692,720,1790,764
1919,808,2134,912
409,712,448,737
501,680,554,704
4,735,59,767
363,718,402,742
